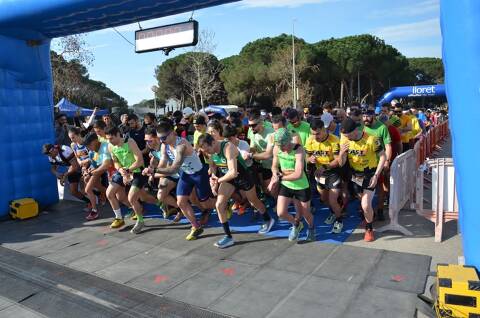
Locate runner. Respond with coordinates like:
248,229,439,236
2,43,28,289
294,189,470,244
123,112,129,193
143,127,182,222
362,108,392,221
192,114,207,150
305,119,343,233
198,127,275,248
68,127,106,220
269,128,315,242
154,120,216,241
339,118,386,242
247,112,275,196
83,132,113,220
394,103,413,151
105,126,150,234
42,143,90,208
93,120,108,143
286,108,311,146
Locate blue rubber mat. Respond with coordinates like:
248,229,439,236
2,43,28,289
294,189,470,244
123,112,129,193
131,193,365,244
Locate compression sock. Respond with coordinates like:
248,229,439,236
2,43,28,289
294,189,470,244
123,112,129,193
113,209,122,219
366,222,373,231
222,222,232,238
136,213,144,222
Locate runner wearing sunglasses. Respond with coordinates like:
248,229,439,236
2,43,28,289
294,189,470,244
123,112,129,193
155,120,216,241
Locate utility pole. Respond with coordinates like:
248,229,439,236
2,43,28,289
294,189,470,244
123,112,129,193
151,85,158,116
357,71,360,102
292,19,297,110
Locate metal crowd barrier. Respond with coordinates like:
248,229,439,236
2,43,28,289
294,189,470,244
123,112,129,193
415,158,458,242
377,149,416,236
378,121,451,239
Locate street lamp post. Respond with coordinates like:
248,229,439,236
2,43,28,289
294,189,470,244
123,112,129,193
151,85,158,116
292,19,297,110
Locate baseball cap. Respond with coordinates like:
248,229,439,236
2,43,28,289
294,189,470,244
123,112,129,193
320,112,334,128
274,128,292,146
193,115,206,125
182,107,194,117
341,118,360,134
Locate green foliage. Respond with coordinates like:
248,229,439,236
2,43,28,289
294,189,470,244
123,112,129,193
155,34,444,108
51,51,127,110
408,57,444,84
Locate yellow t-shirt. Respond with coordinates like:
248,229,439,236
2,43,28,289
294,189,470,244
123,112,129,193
400,114,412,143
410,116,422,139
305,134,340,168
340,133,382,172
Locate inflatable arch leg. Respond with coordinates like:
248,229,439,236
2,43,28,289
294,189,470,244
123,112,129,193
441,0,480,269
0,33,58,216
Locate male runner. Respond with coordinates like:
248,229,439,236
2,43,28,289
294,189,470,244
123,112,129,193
106,126,150,234
362,108,392,221
154,120,216,240
305,119,343,233
339,118,386,242
199,128,275,248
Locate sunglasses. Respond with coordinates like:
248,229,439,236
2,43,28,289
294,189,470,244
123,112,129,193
145,139,154,144
249,123,259,128
158,131,171,142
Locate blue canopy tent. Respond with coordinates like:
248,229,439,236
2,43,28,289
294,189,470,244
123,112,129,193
0,0,479,270
55,98,108,117
203,105,228,117
375,84,446,113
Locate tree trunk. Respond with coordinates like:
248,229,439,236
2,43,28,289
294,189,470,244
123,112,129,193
339,80,344,108
349,76,353,104
369,75,374,105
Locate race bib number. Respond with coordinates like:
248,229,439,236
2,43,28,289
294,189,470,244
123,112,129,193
352,175,364,187
319,176,326,185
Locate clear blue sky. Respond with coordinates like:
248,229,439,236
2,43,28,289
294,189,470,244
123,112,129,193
58,0,440,105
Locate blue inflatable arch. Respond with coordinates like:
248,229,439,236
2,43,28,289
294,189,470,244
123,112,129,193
375,84,446,113
0,0,478,270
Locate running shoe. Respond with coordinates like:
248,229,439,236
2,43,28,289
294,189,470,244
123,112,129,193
238,204,246,216
186,227,204,241
324,213,336,225
301,228,316,242
214,236,234,248
173,210,183,223
288,222,304,241
232,202,240,212
258,218,275,234
110,218,125,229
86,210,99,221
332,220,344,234
364,229,375,242
130,220,144,234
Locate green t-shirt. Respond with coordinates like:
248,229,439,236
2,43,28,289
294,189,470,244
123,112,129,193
363,121,391,148
193,130,205,147
287,121,311,146
249,123,274,169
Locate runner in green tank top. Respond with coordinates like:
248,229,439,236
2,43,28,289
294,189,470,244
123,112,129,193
106,126,158,235
199,125,275,249
269,128,315,242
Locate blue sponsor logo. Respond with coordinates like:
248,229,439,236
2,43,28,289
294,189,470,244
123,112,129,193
411,86,436,95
